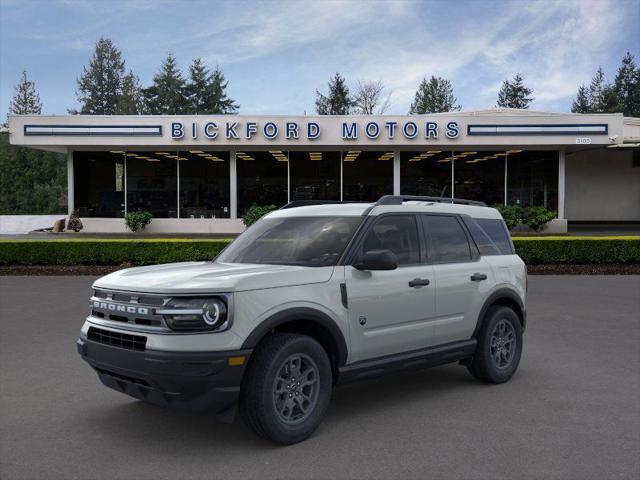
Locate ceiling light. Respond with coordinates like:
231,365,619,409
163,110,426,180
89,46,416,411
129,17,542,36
125,153,137,157
427,150,441,154
146,158,160,162
437,159,451,163
155,152,170,155
110,150,125,154
135,156,148,159
506,150,523,154
189,150,204,154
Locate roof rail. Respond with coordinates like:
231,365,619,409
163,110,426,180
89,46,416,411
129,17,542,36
279,200,361,210
375,195,487,207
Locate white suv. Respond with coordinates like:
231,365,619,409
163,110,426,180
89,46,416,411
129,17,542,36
77,195,526,444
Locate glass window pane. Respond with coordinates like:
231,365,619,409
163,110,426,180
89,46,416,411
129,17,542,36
178,151,230,218
476,218,514,255
217,216,362,267
453,151,505,205
126,152,177,218
423,215,472,263
343,150,393,201
290,151,340,201
360,215,420,265
73,151,125,217
401,151,452,197
507,151,558,210
237,150,288,216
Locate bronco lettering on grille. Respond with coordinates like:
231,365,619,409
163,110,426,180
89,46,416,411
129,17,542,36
93,301,149,315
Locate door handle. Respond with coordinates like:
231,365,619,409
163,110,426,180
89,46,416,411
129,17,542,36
470,273,487,281
409,278,430,287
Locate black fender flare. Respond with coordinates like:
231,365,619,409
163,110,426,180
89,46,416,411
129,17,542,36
472,288,526,338
241,307,349,367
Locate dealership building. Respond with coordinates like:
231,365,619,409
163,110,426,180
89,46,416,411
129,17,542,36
8,109,640,233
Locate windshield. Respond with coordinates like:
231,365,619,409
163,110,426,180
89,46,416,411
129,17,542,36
216,216,362,267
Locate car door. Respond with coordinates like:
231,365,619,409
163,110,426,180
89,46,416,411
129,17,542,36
421,214,493,345
345,214,436,363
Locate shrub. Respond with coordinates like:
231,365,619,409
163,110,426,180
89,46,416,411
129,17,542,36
494,204,520,230
494,205,556,231
512,237,640,265
521,206,557,232
0,237,638,267
0,239,232,266
242,204,276,227
67,210,83,232
125,211,153,232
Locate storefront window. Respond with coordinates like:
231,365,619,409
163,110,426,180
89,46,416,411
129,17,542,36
73,151,125,217
343,151,393,201
507,150,558,210
178,151,230,218
237,150,288,215
126,152,177,218
289,151,340,201
454,151,505,206
401,151,452,197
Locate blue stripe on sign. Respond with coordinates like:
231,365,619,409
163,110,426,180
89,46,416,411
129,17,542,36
24,125,163,137
467,124,608,136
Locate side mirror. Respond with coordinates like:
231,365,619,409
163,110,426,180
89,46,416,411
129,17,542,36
354,249,398,271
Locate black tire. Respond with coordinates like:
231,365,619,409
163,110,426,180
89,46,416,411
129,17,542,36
239,333,332,444
467,306,523,384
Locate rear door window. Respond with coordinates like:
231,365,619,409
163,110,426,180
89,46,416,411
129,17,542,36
422,215,472,264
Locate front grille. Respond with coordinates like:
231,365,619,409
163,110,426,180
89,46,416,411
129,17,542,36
90,288,169,331
88,326,147,351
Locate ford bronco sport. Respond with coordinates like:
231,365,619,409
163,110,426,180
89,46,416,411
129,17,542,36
77,195,526,444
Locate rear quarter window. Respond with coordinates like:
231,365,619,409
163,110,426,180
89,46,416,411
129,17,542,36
471,218,514,255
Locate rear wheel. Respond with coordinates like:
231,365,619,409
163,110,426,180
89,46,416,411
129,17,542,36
239,333,332,444
467,306,522,383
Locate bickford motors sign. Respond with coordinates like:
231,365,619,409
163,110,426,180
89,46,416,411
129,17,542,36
171,119,461,141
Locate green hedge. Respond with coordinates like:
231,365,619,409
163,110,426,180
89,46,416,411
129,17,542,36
0,237,638,266
0,239,231,266
512,237,640,265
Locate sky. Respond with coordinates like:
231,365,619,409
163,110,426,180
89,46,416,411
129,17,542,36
0,0,638,117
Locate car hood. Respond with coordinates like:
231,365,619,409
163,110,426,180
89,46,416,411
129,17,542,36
93,262,335,294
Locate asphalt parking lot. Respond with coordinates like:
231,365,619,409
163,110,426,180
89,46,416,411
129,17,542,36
1,275,638,480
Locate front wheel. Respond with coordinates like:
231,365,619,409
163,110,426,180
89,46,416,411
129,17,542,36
467,306,523,384
239,333,332,444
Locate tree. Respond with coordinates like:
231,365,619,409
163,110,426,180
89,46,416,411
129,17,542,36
409,76,460,114
185,59,239,114
116,71,144,115
587,67,608,112
1,71,66,215
613,51,640,117
75,37,126,114
353,80,391,114
8,70,42,117
496,74,534,109
315,73,353,115
571,85,591,113
207,65,239,114
143,53,188,114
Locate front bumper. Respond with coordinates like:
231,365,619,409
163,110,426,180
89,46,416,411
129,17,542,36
77,337,251,415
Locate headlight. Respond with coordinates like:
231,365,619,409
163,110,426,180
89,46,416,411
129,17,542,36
158,297,229,332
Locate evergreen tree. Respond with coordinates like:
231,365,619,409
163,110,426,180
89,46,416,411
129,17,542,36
116,71,144,114
1,72,65,214
75,37,126,114
185,59,239,114
571,85,591,113
143,53,188,114
613,51,640,117
587,67,607,112
207,65,239,114
496,74,534,109
315,73,353,115
409,76,460,114
8,70,42,116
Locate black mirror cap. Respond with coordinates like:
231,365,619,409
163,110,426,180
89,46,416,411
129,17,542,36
354,249,398,271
